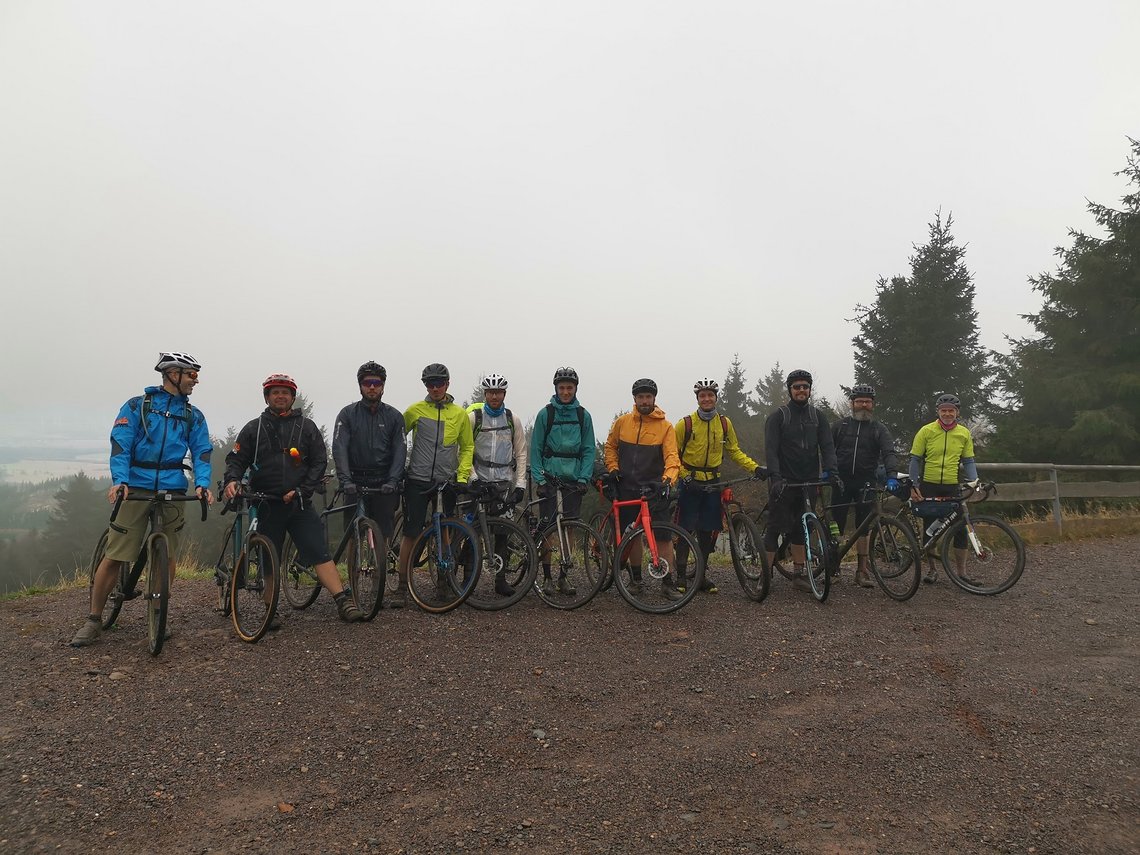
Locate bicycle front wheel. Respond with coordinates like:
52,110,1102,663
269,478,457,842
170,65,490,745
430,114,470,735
593,513,617,590
407,518,481,614
867,515,921,601
804,517,831,603
466,517,538,611
940,514,1026,595
231,534,280,642
728,512,770,602
281,536,322,609
145,534,170,655
535,519,608,610
613,521,701,614
348,518,387,620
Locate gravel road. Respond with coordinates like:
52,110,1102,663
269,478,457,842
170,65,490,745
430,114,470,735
1,535,1136,854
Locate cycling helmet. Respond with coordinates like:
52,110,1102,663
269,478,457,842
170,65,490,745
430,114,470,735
849,383,876,400
262,373,298,396
693,378,719,395
632,378,658,395
481,372,508,390
155,352,201,372
421,363,450,383
936,393,960,408
786,369,813,390
553,366,579,386
357,361,387,383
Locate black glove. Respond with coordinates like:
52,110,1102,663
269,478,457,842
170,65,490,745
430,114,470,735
379,482,397,495
343,482,358,497
831,474,845,495
752,466,768,481
511,486,525,505
681,475,694,487
660,481,674,501
769,476,786,502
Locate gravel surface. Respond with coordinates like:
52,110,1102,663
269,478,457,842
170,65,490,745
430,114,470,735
1,535,1136,854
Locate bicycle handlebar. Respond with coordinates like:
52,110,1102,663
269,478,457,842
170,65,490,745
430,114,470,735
111,490,209,523
539,472,587,494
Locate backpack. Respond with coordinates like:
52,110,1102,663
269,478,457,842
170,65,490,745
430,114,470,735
473,407,514,439
140,392,193,431
541,403,586,459
679,414,730,474
779,404,818,428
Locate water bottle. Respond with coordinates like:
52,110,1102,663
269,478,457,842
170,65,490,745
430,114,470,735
925,517,949,538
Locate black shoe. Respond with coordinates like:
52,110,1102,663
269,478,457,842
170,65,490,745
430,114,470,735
494,573,515,597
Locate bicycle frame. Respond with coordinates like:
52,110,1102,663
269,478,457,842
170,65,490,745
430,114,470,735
607,490,665,572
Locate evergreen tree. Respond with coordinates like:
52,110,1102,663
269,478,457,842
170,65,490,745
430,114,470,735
851,212,994,438
752,362,786,420
40,473,106,581
720,355,752,425
993,139,1140,463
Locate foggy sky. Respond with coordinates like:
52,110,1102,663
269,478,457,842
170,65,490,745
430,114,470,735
2,1,1137,444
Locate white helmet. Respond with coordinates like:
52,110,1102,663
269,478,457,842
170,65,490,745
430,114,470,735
693,378,719,395
481,372,508,390
155,352,201,372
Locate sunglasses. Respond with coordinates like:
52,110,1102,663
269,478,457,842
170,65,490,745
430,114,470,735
791,383,811,391
360,379,384,388
424,380,447,389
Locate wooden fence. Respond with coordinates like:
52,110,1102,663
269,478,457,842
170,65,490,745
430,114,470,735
976,463,1140,534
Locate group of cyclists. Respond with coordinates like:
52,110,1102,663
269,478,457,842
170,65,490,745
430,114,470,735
69,352,980,647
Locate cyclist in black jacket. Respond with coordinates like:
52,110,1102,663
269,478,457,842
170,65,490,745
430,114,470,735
763,369,838,591
332,361,407,543
223,374,363,623
831,384,900,588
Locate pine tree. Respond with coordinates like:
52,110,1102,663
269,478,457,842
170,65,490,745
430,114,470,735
752,362,786,420
720,355,752,425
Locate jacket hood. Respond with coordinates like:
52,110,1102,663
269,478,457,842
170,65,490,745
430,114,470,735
634,406,667,422
423,393,456,407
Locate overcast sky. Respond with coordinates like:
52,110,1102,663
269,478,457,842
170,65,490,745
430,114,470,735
2,1,1137,445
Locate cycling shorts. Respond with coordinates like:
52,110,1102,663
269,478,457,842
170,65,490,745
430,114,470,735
402,480,456,539
676,483,722,532
257,501,332,567
104,491,186,562
538,482,584,521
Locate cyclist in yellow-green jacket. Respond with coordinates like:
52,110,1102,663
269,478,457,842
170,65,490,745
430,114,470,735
674,378,765,592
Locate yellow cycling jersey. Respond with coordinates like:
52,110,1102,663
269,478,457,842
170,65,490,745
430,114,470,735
910,421,975,485
674,411,759,482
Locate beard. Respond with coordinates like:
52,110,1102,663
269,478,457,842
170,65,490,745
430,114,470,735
852,409,872,422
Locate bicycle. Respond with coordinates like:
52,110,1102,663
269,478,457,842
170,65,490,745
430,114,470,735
400,482,482,613
280,484,387,620
87,489,208,655
824,480,922,601
518,474,609,610
455,481,538,611
682,477,771,602
899,481,1026,595
759,480,836,603
602,478,703,614
212,487,282,643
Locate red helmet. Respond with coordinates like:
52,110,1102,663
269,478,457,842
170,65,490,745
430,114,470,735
262,373,298,396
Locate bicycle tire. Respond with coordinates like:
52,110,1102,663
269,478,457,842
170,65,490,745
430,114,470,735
728,512,771,602
465,517,538,611
804,516,831,603
407,518,481,614
146,534,170,655
386,509,404,597
593,513,617,590
867,515,921,601
534,518,608,610
280,535,322,609
214,527,234,617
88,529,125,630
940,514,1026,595
231,533,280,642
348,517,387,620
613,521,702,614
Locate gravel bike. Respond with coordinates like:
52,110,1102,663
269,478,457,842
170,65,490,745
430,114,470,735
760,480,836,603
212,487,281,642
824,480,921,601
280,484,387,620
518,474,608,610
88,489,208,655
682,477,771,601
900,481,1026,595
455,481,538,611
601,477,703,614
401,482,481,613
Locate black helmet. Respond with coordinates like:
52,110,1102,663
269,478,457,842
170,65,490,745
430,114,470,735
849,383,876,400
936,393,960,408
632,378,658,395
553,366,579,386
786,369,813,390
357,361,387,383
421,363,450,383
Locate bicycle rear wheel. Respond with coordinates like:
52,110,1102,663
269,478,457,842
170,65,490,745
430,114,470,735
407,518,481,614
593,513,617,590
465,517,538,611
535,519,608,610
940,514,1026,595
867,515,921,601
146,534,170,655
281,536,322,609
214,528,234,617
804,517,831,603
88,529,125,630
231,533,280,642
613,521,701,614
728,512,770,602
348,517,387,620
386,509,404,598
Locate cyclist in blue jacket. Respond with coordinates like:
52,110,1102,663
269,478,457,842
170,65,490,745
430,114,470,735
71,352,214,648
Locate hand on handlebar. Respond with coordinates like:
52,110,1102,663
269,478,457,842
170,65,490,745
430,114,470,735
195,486,215,506
108,484,128,503
223,481,241,501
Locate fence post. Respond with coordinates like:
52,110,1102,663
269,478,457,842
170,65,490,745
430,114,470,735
1050,467,1063,535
